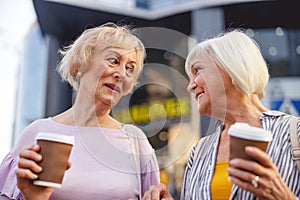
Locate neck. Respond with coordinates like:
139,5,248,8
71,89,112,127
223,93,269,128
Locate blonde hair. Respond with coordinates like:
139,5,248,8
186,30,269,99
57,22,146,90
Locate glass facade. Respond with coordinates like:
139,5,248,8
249,28,300,77
13,24,47,143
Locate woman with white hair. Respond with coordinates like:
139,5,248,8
143,30,300,200
0,22,159,200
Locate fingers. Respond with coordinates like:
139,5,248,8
230,146,276,179
228,175,274,200
229,158,272,178
19,144,42,162
16,168,39,180
228,164,273,190
228,146,297,199
17,145,43,179
228,162,275,200
142,184,163,200
142,184,172,200
244,146,275,169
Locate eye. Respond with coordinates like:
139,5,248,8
191,65,203,75
125,65,135,77
106,57,119,66
195,66,203,73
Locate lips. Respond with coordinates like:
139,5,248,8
105,83,120,93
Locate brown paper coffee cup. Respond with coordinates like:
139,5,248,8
33,132,74,188
228,123,272,161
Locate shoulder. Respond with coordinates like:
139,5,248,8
18,118,53,137
261,110,289,122
124,124,147,138
261,111,298,129
9,118,50,158
18,118,51,136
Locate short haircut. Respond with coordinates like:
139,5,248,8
185,30,269,99
57,22,146,90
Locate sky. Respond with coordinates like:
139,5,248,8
0,0,36,161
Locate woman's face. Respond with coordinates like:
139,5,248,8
186,55,230,118
80,47,139,108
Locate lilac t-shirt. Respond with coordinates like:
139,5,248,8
0,118,160,200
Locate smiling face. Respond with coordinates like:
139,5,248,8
186,55,229,119
79,46,140,109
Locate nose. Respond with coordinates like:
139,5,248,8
113,64,126,80
187,81,197,92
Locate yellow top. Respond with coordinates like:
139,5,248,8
211,161,233,200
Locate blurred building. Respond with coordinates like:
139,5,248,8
14,0,300,197
13,22,47,142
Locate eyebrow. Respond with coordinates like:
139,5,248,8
128,60,137,65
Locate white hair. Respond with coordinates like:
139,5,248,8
185,30,269,99
57,22,145,91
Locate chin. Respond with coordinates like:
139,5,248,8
198,108,205,115
198,105,210,116
106,99,118,107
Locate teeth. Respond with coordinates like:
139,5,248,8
197,93,204,100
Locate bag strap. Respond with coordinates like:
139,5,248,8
289,116,300,172
125,125,142,200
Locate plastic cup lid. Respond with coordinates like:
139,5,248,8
36,132,75,145
228,122,272,141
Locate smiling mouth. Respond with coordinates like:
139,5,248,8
105,83,120,93
195,92,204,100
